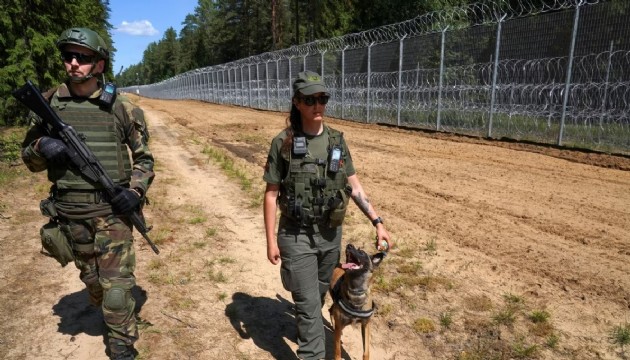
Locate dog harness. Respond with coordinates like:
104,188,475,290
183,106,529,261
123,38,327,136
330,275,375,318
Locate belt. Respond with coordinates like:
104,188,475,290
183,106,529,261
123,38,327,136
53,190,109,204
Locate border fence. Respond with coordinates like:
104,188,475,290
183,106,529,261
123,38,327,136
125,0,630,155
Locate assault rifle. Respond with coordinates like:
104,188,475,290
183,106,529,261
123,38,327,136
12,80,160,254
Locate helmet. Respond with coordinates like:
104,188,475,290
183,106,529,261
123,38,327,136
56,27,109,82
57,27,109,60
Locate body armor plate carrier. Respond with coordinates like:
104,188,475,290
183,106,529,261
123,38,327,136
278,126,351,227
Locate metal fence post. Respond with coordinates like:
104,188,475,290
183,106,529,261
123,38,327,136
256,64,261,108
213,71,218,103
341,46,348,120
265,61,270,110
397,35,407,126
320,51,326,79
599,40,614,142
367,42,374,124
437,27,448,131
248,65,252,107
275,60,280,110
488,14,507,138
221,68,228,104
558,0,583,146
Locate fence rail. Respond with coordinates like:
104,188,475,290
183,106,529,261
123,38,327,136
125,0,630,155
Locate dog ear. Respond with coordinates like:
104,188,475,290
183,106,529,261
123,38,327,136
371,252,386,267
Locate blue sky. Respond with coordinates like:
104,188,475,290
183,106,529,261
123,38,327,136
109,0,199,74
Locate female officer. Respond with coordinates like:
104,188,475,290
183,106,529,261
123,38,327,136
263,70,392,360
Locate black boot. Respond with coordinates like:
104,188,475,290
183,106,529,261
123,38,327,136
109,340,136,360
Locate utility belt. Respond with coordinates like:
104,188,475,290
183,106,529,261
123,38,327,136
282,209,328,228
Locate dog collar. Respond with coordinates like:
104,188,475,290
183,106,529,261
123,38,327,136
338,298,375,319
331,274,376,318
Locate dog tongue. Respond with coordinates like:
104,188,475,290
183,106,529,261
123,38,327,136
342,263,360,270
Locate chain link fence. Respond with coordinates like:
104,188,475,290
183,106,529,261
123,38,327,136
125,0,630,155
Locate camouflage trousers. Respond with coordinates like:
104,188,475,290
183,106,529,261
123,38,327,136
59,213,138,348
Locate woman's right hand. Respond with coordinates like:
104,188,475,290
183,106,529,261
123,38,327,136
267,242,281,265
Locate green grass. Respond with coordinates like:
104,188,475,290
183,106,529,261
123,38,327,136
439,311,453,329
413,318,436,334
0,128,27,187
528,310,550,324
202,145,252,191
609,322,630,352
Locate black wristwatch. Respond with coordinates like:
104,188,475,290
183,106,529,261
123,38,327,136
372,217,383,227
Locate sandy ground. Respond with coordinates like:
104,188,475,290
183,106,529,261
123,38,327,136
1,96,629,360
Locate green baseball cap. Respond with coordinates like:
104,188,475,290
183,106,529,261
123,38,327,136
293,71,328,95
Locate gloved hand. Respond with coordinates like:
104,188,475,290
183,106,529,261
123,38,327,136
110,186,141,214
37,136,69,164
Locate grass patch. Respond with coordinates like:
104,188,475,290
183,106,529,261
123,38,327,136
528,310,550,324
439,311,453,329
492,308,516,326
206,227,217,237
397,261,422,274
0,128,26,163
0,128,27,188
546,333,560,348
424,236,437,254
207,268,228,283
503,292,525,310
373,273,452,294
511,337,539,358
202,145,253,191
464,294,493,312
378,303,393,317
413,318,436,334
192,241,207,249
150,228,172,246
609,322,630,353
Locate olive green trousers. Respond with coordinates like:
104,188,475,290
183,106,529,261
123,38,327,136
277,216,342,360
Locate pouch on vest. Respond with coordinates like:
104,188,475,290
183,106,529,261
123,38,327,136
40,198,58,218
40,221,74,267
328,188,350,228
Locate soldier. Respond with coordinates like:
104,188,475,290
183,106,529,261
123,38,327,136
20,27,154,360
263,71,393,360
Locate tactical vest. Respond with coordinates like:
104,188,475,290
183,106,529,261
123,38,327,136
47,96,132,190
278,126,350,227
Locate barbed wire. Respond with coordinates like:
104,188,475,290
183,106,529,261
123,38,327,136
127,0,629,154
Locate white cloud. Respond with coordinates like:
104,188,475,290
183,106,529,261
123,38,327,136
115,20,159,36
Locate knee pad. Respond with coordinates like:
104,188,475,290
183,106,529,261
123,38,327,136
104,286,130,311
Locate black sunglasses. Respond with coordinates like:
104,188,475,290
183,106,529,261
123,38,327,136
300,95,330,106
60,51,96,65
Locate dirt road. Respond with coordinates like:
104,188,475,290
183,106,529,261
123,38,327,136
1,96,629,359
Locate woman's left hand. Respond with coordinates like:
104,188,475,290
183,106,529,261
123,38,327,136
375,226,392,251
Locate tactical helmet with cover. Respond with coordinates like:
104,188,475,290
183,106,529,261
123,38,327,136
56,27,109,81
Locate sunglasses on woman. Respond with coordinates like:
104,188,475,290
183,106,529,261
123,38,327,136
299,95,330,106
60,51,96,65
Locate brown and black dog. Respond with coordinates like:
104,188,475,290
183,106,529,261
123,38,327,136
329,243,386,360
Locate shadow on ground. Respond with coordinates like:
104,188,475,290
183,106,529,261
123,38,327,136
52,285,148,355
225,292,351,359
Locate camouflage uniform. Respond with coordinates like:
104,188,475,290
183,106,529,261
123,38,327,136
21,82,154,354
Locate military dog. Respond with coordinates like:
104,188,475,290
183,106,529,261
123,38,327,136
329,243,386,360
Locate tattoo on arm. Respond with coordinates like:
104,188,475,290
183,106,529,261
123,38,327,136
353,192,374,217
